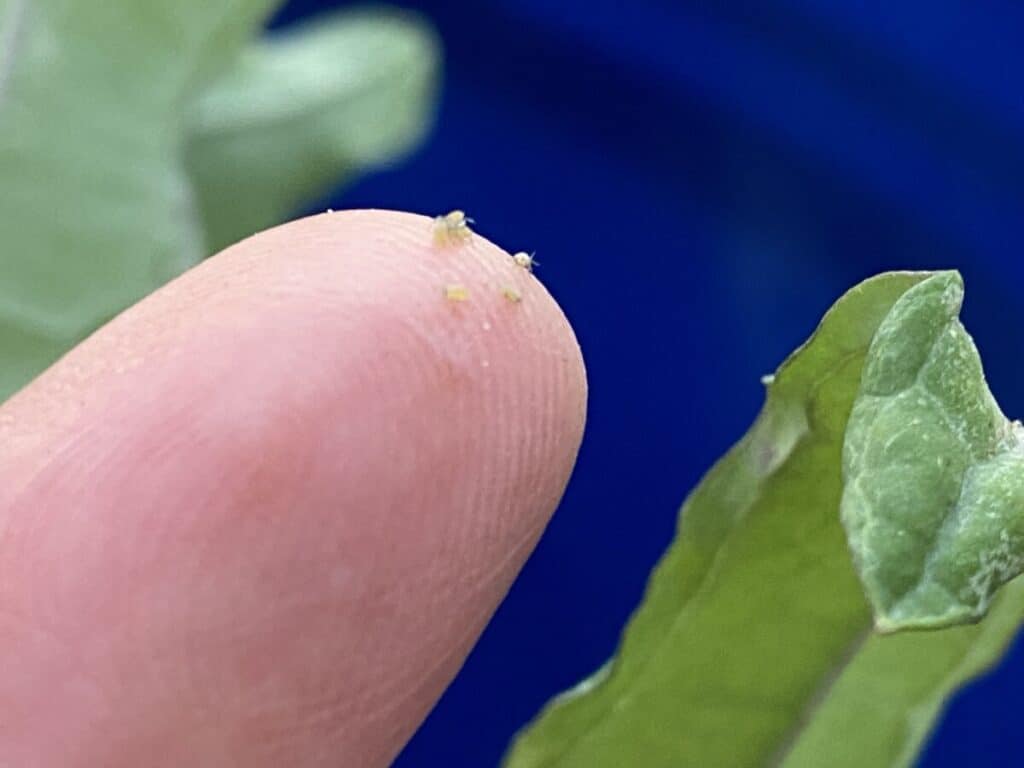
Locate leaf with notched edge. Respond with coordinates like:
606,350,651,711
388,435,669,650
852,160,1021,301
842,271,1024,631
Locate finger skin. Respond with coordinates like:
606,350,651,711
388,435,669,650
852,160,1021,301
0,210,586,766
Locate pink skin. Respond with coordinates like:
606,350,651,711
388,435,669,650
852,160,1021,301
0,210,587,766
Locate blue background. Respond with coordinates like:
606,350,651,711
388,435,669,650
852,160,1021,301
274,2,1024,765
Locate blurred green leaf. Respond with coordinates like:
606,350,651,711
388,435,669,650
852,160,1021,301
0,0,274,398
184,9,439,253
503,271,1024,768
0,0,438,400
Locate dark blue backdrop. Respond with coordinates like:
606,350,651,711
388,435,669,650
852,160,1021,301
274,2,1024,765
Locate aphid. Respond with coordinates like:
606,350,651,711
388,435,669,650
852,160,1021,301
512,251,538,271
501,286,522,303
434,210,474,245
444,283,470,302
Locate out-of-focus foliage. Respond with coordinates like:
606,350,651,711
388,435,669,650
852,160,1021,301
504,272,1024,768
0,0,438,400
186,9,438,253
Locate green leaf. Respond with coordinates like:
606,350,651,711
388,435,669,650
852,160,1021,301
0,0,275,399
842,272,1024,631
184,8,440,253
0,0,437,401
503,271,1024,768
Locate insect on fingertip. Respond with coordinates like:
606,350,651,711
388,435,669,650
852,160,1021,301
434,210,474,246
512,251,538,271
502,286,522,303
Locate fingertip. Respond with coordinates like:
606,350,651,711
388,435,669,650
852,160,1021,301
0,209,586,767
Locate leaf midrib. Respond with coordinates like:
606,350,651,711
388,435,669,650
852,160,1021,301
766,627,871,768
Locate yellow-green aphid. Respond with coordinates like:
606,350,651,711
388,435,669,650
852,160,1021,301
434,210,474,245
512,251,538,271
502,286,522,303
444,283,470,302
